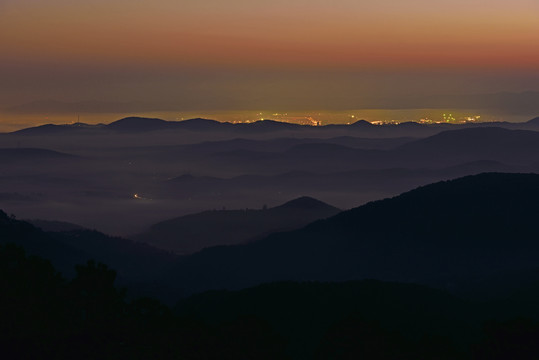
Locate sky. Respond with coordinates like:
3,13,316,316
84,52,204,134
1,0,538,115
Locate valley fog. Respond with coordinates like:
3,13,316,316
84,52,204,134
1,116,539,235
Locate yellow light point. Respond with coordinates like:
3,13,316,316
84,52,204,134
133,194,140,199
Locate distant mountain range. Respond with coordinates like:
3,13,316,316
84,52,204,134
4,123,539,238
5,115,539,136
168,127,539,174
9,117,302,134
132,197,341,254
8,125,539,170
393,127,539,166
160,160,521,203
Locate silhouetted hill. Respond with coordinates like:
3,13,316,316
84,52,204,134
350,119,374,127
175,118,227,131
175,127,539,174
133,197,340,254
26,219,84,232
0,211,88,276
12,117,228,135
50,230,177,284
274,196,336,211
399,127,539,152
5,241,514,360
7,240,539,360
0,211,177,298
394,127,539,166
12,123,101,135
166,173,539,295
106,117,170,132
160,158,525,206
526,116,539,125
106,117,303,133
176,280,473,359
235,119,302,132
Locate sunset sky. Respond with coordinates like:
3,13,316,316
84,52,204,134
1,0,538,115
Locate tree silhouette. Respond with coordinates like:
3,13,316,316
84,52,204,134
0,244,65,359
68,260,126,325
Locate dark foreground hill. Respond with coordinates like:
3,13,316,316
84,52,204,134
5,241,539,360
176,280,476,359
5,172,539,302
0,212,177,299
5,173,539,358
167,172,539,295
133,196,340,254
0,242,516,360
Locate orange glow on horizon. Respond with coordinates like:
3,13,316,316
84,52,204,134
1,28,538,71
1,1,538,71
1,0,538,112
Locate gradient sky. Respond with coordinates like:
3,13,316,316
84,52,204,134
1,0,538,112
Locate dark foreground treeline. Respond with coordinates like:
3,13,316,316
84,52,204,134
3,244,539,360
1,243,285,360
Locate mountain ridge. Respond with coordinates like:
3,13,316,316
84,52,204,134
133,196,341,254
6,115,539,135
166,172,539,295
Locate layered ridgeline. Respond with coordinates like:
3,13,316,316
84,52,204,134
0,211,178,300
133,197,340,254
168,172,539,295
7,115,539,136
4,173,539,301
